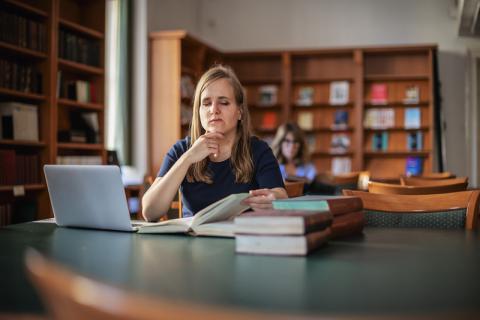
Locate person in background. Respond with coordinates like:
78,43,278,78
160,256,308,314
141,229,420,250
271,122,317,184
142,65,287,221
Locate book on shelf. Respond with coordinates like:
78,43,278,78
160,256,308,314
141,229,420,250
370,83,388,104
331,157,351,175
305,134,317,152
234,209,333,235
330,134,350,153
364,108,395,129
0,10,47,53
56,156,103,165
180,75,195,99
0,149,40,185
235,228,331,256
297,111,314,130
372,131,388,151
329,81,349,105
65,111,100,144
404,107,421,129
257,85,278,106
62,80,96,103
405,156,423,176
0,58,43,94
260,111,277,130
332,110,349,129
58,29,100,67
0,102,39,141
407,131,423,151
138,193,250,237
403,85,420,104
296,86,314,106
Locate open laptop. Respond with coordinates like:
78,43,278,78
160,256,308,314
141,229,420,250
44,165,152,232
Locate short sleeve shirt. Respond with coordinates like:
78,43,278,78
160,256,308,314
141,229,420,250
158,136,284,217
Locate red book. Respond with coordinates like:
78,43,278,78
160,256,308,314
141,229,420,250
370,83,388,104
261,112,277,130
331,210,365,238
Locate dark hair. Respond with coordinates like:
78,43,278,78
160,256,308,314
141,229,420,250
187,65,254,183
271,122,310,166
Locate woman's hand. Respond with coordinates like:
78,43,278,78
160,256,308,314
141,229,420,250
184,132,224,164
243,188,278,211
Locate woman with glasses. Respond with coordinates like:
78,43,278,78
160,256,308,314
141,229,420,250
271,122,317,184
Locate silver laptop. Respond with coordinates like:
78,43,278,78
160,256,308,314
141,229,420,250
44,165,150,232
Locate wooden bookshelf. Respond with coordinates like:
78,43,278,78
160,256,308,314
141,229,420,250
0,0,106,225
150,30,436,181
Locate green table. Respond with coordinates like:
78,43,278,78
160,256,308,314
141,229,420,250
1,222,479,318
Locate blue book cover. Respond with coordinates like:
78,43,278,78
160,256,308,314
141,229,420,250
405,156,423,176
407,131,423,151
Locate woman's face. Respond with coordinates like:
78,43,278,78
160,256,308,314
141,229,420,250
281,132,300,161
199,78,241,137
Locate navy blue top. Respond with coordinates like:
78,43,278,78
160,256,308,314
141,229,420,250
158,136,284,217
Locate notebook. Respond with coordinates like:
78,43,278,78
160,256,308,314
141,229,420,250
44,165,151,232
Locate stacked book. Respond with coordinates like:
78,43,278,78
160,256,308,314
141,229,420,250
234,195,364,256
272,195,364,238
234,209,333,256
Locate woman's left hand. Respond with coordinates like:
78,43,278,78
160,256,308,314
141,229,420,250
243,188,277,211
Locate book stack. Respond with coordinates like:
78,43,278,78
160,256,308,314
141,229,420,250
234,210,333,256
272,195,364,239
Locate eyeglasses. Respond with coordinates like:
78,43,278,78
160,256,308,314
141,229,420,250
282,139,300,146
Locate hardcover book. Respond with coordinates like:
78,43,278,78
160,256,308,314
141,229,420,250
272,195,363,216
370,83,388,104
234,210,333,235
404,107,421,129
258,85,278,106
405,156,423,176
331,157,352,174
403,85,420,104
235,228,331,256
297,86,314,106
329,81,349,105
297,111,314,130
260,112,278,130
332,110,349,129
407,131,423,151
138,193,250,237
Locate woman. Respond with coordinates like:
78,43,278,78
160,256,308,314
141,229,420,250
271,122,317,183
142,65,287,221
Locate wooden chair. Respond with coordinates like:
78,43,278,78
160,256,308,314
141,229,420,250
25,250,314,320
312,171,360,195
400,176,468,187
368,180,468,195
343,189,480,230
284,180,305,197
417,172,456,179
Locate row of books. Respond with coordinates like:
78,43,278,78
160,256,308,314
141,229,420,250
369,84,420,104
0,150,40,185
0,102,39,141
0,200,36,226
297,110,350,131
58,29,101,67
371,131,423,151
56,156,103,165
0,9,47,52
57,111,100,144
364,107,421,129
0,58,43,94
58,78,97,103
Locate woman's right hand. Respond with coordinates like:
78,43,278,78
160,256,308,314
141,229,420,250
184,132,224,164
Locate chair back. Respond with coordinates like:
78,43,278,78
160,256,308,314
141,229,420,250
417,172,456,179
343,189,480,230
368,181,468,195
25,250,312,320
400,176,468,187
284,180,305,197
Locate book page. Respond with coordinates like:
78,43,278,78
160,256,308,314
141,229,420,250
192,193,250,227
193,221,236,237
137,216,194,234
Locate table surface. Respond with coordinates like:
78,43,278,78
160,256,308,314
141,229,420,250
1,222,480,318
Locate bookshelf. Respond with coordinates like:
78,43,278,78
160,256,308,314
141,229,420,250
0,0,105,225
149,30,436,183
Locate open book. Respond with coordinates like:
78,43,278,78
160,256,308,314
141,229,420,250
138,193,250,237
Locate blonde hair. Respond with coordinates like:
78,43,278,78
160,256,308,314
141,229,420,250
271,122,311,166
186,65,253,184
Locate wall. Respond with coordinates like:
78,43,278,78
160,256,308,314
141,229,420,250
147,0,480,181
